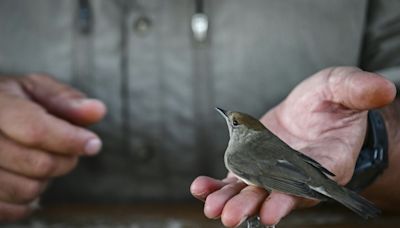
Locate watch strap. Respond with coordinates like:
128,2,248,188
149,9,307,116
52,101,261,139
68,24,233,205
346,110,388,192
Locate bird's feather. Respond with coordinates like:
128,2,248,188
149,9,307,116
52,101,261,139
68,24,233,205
261,130,335,177
226,136,329,200
294,150,335,177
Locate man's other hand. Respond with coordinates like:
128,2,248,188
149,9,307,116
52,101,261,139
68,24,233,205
0,74,106,221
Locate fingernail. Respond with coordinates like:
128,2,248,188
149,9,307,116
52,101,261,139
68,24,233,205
85,138,102,155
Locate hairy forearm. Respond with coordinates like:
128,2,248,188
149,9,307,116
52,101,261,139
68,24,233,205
362,98,400,211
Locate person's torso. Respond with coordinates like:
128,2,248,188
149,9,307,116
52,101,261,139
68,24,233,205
0,0,367,201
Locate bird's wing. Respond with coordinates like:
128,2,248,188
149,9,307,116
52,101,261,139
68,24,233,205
262,131,335,177
226,137,327,200
293,150,335,177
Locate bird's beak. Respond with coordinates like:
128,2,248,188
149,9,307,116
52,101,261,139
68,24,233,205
216,107,233,137
215,107,228,119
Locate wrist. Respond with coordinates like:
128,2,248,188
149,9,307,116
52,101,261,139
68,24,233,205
362,99,400,210
347,110,388,192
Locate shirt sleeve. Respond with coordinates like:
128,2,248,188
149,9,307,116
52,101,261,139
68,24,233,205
360,0,400,83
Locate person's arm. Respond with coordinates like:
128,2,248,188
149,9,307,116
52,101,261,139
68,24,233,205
356,0,400,209
0,74,106,221
191,67,396,227
362,97,400,210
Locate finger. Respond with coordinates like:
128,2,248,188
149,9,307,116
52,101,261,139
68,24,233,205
204,181,247,219
325,67,396,110
224,172,242,183
0,169,47,204
259,192,297,226
191,176,228,201
0,201,31,222
0,134,78,178
19,74,106,126
0,96,102,156
259,191,318,226
221,186,268,227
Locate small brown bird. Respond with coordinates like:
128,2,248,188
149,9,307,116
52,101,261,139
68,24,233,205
216,107,380,219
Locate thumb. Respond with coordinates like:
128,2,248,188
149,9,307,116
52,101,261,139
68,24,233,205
326,67,396,110
19,74,106,126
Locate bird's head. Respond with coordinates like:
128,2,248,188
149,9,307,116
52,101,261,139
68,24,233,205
216,107,266,139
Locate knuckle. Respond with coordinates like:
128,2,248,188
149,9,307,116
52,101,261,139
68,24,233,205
20,122,46,146
1,102,48,148
30,153,57,178
1,184,19,204
25,73,52,82
0,206,30,222
56,85,85,100
20,180,43,203
241,185,265,196
26,74,84,100
22,73,55,96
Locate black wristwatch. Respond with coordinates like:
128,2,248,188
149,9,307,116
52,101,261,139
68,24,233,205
346,110,388,192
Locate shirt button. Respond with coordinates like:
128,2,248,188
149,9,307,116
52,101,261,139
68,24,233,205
133,16,152,35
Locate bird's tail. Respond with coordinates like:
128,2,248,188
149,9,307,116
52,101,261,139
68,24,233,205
326,182,380,219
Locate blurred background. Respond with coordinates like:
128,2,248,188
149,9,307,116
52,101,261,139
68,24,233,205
1,0,400,227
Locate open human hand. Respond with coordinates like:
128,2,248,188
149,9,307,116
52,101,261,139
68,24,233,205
191,67,396,227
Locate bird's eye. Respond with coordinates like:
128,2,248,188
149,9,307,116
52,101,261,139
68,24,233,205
232,119,239,126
